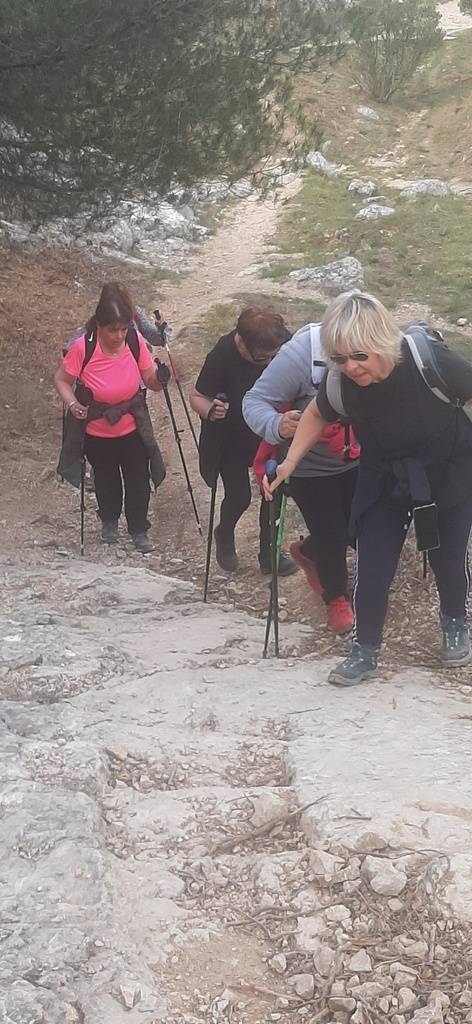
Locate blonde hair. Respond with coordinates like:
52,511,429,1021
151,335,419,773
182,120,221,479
320,292,402,368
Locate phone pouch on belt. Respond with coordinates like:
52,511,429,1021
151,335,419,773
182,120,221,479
413,503,440,552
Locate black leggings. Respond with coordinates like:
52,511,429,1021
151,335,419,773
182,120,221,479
84,430,150,535
289,469,358,603
219,450,277,558
354,494,472,647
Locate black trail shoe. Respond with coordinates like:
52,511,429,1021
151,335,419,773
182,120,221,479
214,525,239,572
132,532,154,554
259,551,298,577
101,521,119,544
328,643,379,688
440,615,470,667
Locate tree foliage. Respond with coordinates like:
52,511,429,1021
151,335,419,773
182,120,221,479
459,0,472,13
0,0,343,220
345,0,443,103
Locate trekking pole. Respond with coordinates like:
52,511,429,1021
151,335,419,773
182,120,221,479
262,460,282,659
262,491,287,658
203,392,228,603
80,454,86,556
154,310,199,452
156,358,203,537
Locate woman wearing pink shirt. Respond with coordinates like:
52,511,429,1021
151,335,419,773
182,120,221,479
55,283,166,553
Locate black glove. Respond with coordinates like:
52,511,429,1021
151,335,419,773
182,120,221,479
155,360,171,386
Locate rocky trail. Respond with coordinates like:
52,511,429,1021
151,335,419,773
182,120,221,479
3,557,472,1024
3,5,472,1022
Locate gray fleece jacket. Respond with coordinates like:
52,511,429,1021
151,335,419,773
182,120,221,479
242,323,358,478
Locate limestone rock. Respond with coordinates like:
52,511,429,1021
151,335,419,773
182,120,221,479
398,988,418,1012
355,204,395,221
306,150,342,177
270,953,287,974
325,904,351,924
348,949,372,973
409,1005,443,1023
400,179,452,198
296,914,324,951
348,179,378,197
313,945,338,977
329,995,356,1012
357,105,381,121
350,981,389,1001
353,832,388,854
362,856,407,896
391,963,418,988
250,791,290,829
309,849,344,879
291,973,315,999
289,256,364,295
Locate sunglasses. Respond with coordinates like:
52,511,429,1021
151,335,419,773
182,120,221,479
251,350,278,364
330,352,369,366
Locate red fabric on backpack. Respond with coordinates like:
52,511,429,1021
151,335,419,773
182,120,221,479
321,423,360,461
253,439,280,488
252,406,359,491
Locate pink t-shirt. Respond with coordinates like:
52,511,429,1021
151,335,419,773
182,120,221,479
63,332,153,438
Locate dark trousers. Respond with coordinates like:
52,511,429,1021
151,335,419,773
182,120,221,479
84,430,150,535
354,494,472,647
289,469,358,604
219,450,279,559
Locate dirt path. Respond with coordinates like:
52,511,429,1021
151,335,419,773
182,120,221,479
160,174,303,327
440,0,472,36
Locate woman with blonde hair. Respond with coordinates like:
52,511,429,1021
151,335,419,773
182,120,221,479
265,291,472,686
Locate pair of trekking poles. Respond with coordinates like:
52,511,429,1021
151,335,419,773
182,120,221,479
202,414,285,658
73,313,203,555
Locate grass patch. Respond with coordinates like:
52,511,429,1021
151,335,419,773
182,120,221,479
267,168,472,322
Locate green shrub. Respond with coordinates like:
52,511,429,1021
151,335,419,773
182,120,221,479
346,0,443,102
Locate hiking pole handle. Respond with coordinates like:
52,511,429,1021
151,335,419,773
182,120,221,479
265,459,278,485
208,391,228,421
154,357,171,387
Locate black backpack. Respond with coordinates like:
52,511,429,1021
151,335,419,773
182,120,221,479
79,324,140,375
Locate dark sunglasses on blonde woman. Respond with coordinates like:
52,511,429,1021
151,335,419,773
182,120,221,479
331,352,369,366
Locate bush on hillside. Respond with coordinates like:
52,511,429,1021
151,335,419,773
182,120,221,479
346,0,443,102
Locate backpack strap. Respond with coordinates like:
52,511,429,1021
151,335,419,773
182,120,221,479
79,324,140,377
326,369,348,418
404,326,461,406
325,369,352,461
309,323,326,388
80,329,96,375
126,324,140,363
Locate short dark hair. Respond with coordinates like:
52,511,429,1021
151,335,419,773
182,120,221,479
88,282,135,331
236,307,286,355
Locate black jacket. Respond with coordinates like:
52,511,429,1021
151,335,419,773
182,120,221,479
58,385,166,489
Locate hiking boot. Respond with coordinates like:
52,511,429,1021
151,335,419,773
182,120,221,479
101,521,119,544
214,525,239,572
132,532,154,555
328,643,379,688
289,539,323,594
440,615,471,667
327,596,354,635
259,551,298,577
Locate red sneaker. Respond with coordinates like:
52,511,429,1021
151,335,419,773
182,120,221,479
327,596,354,635
289,539,323,594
